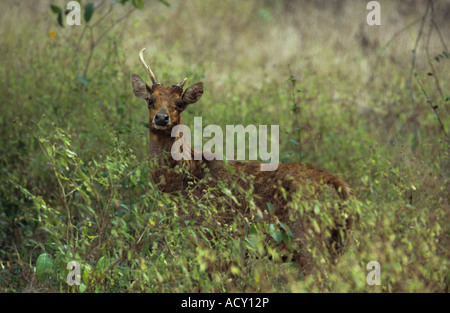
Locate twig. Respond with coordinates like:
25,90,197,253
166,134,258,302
383,18,422,50
90,2,114,29
406,2,430,91
287,64,302,160
93,7,135,47
431,20,449,53
75,26,88,54
80,6,135,79
82,26,96,79
430,17,449,115
415,76,448,138
94,0,107,11
406,0,431,151
424,1,445,106
85,228,153,292
367,18,422,85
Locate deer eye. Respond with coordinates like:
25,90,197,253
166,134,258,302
147,98,154,107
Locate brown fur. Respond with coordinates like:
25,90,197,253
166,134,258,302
131,70,353,273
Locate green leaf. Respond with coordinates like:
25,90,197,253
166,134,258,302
36,253,53,282
57,11,64,27
245,236,257,249
132,0,144,9
83,264,92,286
77,76,90,86
50,4,62,14
158,0,171,8
221,187,239,205
281,232,291,245
278,221,287,231
289,139,300,146
311,219,321,234
84,2,94,23
288,229,294,239
79,283,87,293
266,202,275,215
313,203,320,215
268,223,283,244
249,223,258,235
269,229,282,245
96,256,109,275
289,75,296,87
65,149,77,158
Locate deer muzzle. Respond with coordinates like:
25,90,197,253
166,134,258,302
153,112,170,129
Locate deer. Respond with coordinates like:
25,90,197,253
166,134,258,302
130,49,232,194
131,48,354,273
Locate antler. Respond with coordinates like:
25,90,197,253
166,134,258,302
177,78,188,89
139,48,159,85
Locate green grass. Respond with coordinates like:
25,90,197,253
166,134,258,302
0,0,449,292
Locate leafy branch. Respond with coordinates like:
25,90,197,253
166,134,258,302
401,0,449,150
49,0,170,84
287,64,303,160
414,73,448,139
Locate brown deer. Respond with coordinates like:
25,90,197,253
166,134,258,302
131,48,231,193
131,48,353,272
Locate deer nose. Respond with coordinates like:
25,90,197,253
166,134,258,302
154,113,170,127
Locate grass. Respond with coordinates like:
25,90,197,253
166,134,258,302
0,0,449,292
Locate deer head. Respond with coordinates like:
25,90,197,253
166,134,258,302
131,48,204,133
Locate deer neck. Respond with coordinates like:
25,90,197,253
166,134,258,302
148,120,192,167
148,130,173,166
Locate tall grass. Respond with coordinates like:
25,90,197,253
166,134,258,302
0,0,449,292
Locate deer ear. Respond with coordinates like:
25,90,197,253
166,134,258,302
131,74,152,100
182,82,203,105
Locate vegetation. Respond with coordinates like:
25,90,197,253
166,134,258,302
0,0,449,292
